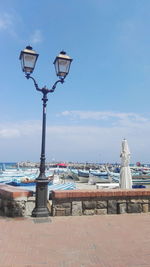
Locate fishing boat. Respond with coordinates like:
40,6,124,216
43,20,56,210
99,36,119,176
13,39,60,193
67,169,79,181
78,170,89,177
90,170,108,177
132,174,150,179
59,172,77,181
78,170,89,183
0,168,39,178
112,175,150,187
88,173,111,184
61,169,89,183
6,173,54,187
7,178,54,186
8,180,36,186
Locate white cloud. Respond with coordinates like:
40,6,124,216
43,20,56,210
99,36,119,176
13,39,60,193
30,30,43,44
0,113,150,163
0,12,17,37
0,13,13,31
60,110,148,126
0,121,41,139
0,128,20,138
46,123,150,163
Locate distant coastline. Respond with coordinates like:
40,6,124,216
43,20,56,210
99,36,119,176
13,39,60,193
1,161,150,170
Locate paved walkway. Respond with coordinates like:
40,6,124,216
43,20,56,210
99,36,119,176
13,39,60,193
0,213,150,267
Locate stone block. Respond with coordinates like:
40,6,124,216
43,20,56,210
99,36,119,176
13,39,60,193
97,201,107,209
141,199,149,204
83,200,96,210
65,208,71,216
11,201,25,217
72,201,82,216
127,203,142,213
61,202,71,209
53,207,71,216
55,202,71,209
53,208,66,216
47,200,52,214
83,209,95,215
26,200,35,216
96,209,107,215
117,199,126,203
142,204,149,213
118,203,127,214
130,199,148,204
0,194,34,217
4,206,9,216
3,199,7,208
108,200,117,214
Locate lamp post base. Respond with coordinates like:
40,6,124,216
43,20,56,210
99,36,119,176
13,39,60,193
32,207,50,217
32,179,50,217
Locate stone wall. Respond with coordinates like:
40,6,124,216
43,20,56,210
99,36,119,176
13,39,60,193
1,185,150,217
51,189,150,216
0,184,35,217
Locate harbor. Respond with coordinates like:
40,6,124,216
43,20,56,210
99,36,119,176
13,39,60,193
1,161,150,191
1,161,150,190
0,162,150,265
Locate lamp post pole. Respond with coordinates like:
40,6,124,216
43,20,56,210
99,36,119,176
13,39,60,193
19,46,72,217
32,90,49,217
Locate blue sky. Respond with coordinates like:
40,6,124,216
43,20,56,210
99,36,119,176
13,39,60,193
0,0,150,163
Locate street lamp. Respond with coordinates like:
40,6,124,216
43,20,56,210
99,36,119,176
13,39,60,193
19,46,73,217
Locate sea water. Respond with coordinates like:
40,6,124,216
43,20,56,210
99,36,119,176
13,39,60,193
0,162,17,170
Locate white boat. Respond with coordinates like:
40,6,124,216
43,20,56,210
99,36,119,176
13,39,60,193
88,173,112,184
96,183,119,189
0,168,39,178
90,170,108,177
78,176,89,183
64,169,89,183
66,169,79,180
77,170,89,183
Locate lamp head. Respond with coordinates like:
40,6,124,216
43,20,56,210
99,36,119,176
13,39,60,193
53,51,73,79
19,46,39,75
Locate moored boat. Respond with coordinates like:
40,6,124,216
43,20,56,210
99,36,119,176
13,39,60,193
90,170,108,177
68,169,79,180
88,173,111,184
6,173,54,187
78,176,89,183
112,175,150,187
78,170,89,183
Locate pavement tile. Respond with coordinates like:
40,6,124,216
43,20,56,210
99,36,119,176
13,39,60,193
0,214,150,266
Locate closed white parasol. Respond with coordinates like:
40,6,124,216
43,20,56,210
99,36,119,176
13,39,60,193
120,139,132,189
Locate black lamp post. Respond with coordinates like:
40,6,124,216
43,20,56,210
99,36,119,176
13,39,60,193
19,46,72,217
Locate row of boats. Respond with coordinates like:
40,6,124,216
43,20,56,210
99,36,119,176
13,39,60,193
0,164,150,188
0,166,76,193
59,166,150,187
0,168,54,186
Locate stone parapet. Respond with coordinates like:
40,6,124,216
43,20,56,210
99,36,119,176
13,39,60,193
0,185,34,217
1,186,150,217
51,189,150,216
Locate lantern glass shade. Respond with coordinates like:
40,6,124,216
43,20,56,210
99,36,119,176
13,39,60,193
19,46,39,74
54,51,72,79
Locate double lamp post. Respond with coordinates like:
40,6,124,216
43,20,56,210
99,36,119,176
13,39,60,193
19,46,72,217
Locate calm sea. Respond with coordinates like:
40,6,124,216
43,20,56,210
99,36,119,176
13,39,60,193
0,162,17,169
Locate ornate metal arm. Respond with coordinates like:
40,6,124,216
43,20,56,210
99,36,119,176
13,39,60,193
25,74,64,94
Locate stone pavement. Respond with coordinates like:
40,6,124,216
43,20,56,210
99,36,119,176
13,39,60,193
0,214,150,267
